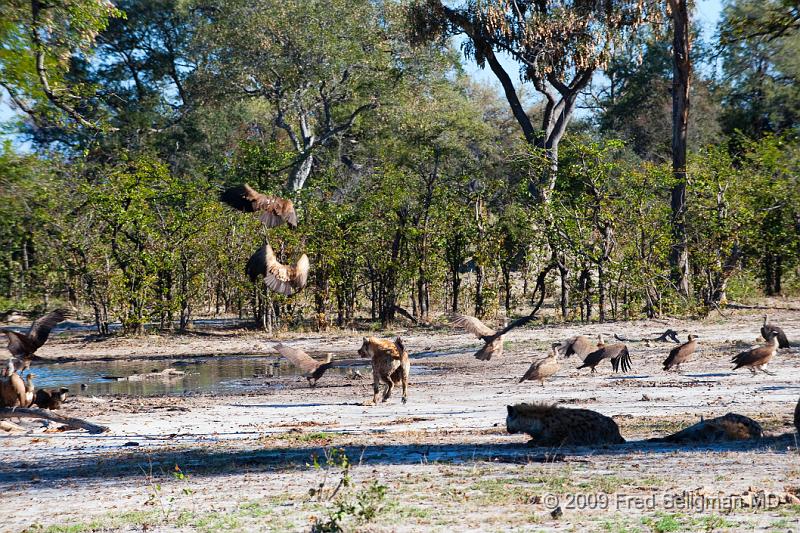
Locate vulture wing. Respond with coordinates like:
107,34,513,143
263,245,309,296
2,329,31,357
731,347,767,369
610,345,632,373
275,343,321,374
220,184,297,228
451,314,495,339
663,344,680,370
246,245,269,283
563,335,592,358
28,309,66,349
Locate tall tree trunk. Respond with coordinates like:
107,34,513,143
668,0,691,297
288,154,313,192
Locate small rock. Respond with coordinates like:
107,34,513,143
550,506,563,519
640,394,651,401
123,441,140,447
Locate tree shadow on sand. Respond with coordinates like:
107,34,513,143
1,432,796,485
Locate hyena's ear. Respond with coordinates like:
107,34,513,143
507,405,515,417
394,337,405,352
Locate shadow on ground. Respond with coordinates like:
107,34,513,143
1,433,796,485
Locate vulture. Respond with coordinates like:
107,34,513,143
33,387,69,410
0,360,27,407
732,333,780,375
274,343,335,386
560,335,595,359
220,184,298,228
451,314,503,360
662,334,698,372
247,244,310,296
761,315,790,348
1,309,66,372
519,343,561,386
24,373,35,407
577,334,632,374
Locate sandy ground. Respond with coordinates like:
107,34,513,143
2,306,800,532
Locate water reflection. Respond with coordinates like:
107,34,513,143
29,354,368,397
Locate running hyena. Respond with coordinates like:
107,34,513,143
358,336,410,404
506,403,625,446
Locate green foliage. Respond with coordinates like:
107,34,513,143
2,0,800,332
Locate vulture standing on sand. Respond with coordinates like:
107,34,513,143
662,334,698,372
274,343,335,386
0,360,27,407
220,184,298,229
1,309,66,372
451,314,504,360
577,334,632,374
247,244,310,296
519,343,561,386
24,373,35,407
761,315,790,348
560,335,595,359
732,332,780,375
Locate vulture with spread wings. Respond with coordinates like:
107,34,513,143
576,335,632,374
220,184,298,228
274,343,337,386
2,309,66,372
451,314,503,360
247,244,309,296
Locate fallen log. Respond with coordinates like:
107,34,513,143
614,329,681,343
0,408,110,434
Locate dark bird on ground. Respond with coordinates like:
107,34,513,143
451,314,504,360
247,244,310,296
33,387,69,410
662,334,698,372
0,360,27,407
274,343,334,386
220,184,298,228
1,309,66,372
732,333,779,375
519,343,561,386
761,315,790,348
560,335,595,358
577,334,632,374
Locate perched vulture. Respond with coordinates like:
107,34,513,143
577,335,632,374
761,315,790,348
1,309,66,371
247,244,310,296
732,333,779,375
220,184,298,229
560,335,595,358
662,334,698,372
451,314,503,361
274,343,334,386
519,343,561,386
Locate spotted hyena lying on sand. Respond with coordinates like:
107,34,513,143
506,403,625,446
651,413,763,443
358,336,409,404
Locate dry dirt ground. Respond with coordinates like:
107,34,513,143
2,306,800,532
